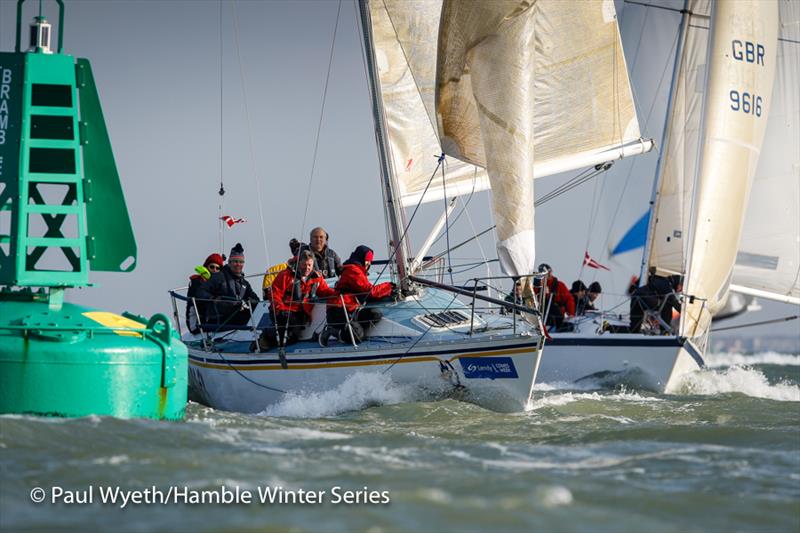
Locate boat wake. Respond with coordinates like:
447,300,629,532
675,364,800,402
704,351,800,368
258,372,421,418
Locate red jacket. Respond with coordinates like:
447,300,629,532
271,268,336,318
536,276,575,316
548,276,575,316
330,263,393,313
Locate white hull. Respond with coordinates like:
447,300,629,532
537,334,704,393
188,334,543,413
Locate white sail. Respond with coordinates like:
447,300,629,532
680,0,779,337
370,0,489,209
731,0,800,305
370,0,652,214
434,0,642,275
646,0,711,277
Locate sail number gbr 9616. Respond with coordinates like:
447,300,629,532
729,39,766,117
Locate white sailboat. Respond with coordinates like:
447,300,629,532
538,0,788,391
173,0,650,413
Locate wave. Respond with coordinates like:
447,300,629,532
676,365,800,402
258,372,417,418
526,389,662,410
705,351,800,368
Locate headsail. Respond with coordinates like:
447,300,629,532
731,0,800,305
680,0,779,337
433,0,644,276
645,0,711,277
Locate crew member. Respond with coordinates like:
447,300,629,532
630,270,682,333
536,263,575,330
258,250,336,349
197,243,260,328
322,245,396,345
586,281,602,312
185,253,224,333
287,227,343,278
571,280,588,316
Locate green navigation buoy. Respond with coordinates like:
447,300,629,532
0,0,187,420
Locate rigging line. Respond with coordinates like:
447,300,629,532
534,169,593,206
298,0,343,241
231,0,271,266
219,0,225,254
710,315,798,333
580,169,604,281
440,156,455,286
427,168,479,250
623,0,707,17
373,157,444,282
427,166,611,265
208,341,288,394
461,189,491,287
535,166,604,205
597,21,681,256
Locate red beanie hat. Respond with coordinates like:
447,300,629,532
204,253,224,268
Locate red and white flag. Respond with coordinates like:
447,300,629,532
220,215,246,228
583,251,610,271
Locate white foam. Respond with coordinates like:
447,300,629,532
676,366,800,402
527,389,663,411
91,454,131,466
259,372,415,418
705,351,800,368
535,485,574,507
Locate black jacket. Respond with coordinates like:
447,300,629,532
196,265,260,326
185,274,206,333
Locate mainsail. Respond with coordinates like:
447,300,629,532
680,0,779,337
366,0,648,276
731,0,800,306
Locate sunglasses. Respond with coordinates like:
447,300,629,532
230,259,245,265
208,264,221,271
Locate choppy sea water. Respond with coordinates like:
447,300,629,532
1,352,798,532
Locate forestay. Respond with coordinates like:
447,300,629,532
681,0,779,337
731,0,800,305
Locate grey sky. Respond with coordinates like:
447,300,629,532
1,0,796,342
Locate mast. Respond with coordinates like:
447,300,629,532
638,0,691,283
357,0,411,291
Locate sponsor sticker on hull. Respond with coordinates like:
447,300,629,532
459,357,518,379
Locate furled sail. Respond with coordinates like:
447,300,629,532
433,0,644,276
646,0,711,277
369,0,648,211
680,0,779,337
731,0,800,306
